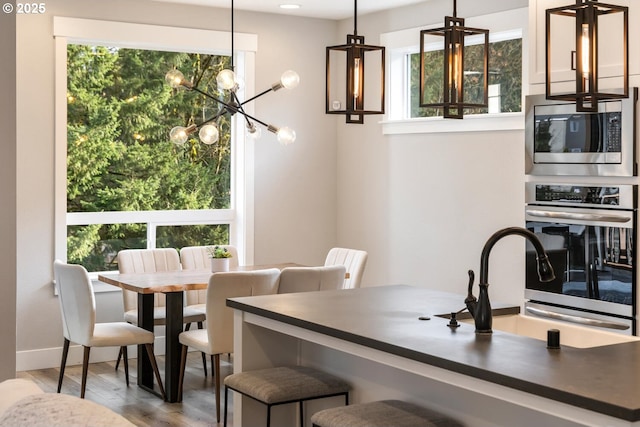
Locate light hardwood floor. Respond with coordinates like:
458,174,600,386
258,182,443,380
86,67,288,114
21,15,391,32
17,351,233,427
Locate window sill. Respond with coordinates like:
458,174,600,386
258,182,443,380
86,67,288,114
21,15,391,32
380,112,524,135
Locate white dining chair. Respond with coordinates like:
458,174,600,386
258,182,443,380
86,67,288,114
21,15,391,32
177,268,280,422
53,260,165,400
277,265,347,294
116,248,207,374
324,247,368,289
180,245,240,312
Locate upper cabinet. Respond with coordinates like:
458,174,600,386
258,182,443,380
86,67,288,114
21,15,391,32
529,0,638,94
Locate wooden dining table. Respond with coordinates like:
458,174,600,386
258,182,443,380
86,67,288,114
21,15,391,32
98,263,297,402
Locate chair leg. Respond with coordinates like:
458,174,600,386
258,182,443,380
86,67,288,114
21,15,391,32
197,322,207,377
223,386,229,427
213,353,221,423
178,344,189,402
144,343,166,401
115,347,122,371
80,346,91,398
57,338,70,393
122,346,129,386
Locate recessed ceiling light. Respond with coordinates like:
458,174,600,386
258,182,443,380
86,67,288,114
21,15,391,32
279,4,301,10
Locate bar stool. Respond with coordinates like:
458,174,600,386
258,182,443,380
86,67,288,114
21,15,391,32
310,400,465,427
223,365,350,427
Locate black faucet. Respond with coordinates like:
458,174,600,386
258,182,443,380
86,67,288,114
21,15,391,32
465,227,556,334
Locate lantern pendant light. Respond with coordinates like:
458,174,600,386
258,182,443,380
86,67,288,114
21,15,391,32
419,0,489,119
325,0,385,124
545,0,628,112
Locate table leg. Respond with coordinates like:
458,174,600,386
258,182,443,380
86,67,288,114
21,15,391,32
165,291,184,402
137,293,154,390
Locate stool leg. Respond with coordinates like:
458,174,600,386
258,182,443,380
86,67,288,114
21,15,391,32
267,405,271,427
299,400,304,427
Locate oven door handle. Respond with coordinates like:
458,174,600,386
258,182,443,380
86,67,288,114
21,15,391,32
526,209,631,223
526,306,630,330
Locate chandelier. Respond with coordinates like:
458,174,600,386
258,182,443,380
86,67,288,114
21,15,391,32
165,0,299,145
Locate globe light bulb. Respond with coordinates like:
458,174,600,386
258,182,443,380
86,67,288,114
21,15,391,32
169,126,190,145
276,126,296,145
199,124,219,145
217,69,237,90
246,122,262,140
165,69,186,88
280,70,300,90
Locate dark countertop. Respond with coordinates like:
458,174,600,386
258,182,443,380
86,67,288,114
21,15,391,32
227,285,640,422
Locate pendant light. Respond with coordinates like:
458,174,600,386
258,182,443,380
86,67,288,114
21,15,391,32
419,0,489,119
166,0,300,145
325,0,385,124
545,0,628,112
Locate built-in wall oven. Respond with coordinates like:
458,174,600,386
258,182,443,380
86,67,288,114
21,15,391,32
525,89,638,177
525,183,637,334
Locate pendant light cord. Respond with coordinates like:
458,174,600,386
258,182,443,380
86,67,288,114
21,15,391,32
353,0,358,36
230,0,235,70
453,0,457,18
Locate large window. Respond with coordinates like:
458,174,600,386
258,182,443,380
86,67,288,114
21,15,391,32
66,45,232,272
54,18,257,275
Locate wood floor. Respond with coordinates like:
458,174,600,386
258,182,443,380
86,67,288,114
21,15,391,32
17,351,234,427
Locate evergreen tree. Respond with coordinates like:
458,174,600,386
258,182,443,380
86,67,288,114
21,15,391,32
66,44,233,271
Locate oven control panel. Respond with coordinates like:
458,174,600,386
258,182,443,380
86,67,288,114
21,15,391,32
526,183,637,210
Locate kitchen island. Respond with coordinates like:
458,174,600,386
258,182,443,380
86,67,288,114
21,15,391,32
227,285,640,427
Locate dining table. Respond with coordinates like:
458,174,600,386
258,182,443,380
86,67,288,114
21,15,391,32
98,263,298,402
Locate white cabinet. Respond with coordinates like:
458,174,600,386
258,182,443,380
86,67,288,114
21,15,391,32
528,0,638,93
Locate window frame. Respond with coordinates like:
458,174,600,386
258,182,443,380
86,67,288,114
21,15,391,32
380,7,528,135
53,17,256,284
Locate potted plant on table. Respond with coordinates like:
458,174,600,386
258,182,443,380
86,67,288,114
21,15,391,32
207,245,233,272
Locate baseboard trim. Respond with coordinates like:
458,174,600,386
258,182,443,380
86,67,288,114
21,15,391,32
17,337,167,372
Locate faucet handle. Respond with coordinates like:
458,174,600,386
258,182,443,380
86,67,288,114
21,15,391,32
464,270,477,318
466,270,475,299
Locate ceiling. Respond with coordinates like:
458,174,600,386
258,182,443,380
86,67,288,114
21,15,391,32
149,0,429,20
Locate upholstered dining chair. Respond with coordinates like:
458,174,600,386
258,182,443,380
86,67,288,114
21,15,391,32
324,247,368,289
277,265,347,294
177,268,281,422
115,248,207,374
179,245,240,313
53,260,165,400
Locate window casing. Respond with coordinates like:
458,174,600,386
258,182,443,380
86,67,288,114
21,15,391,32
53,17,256,282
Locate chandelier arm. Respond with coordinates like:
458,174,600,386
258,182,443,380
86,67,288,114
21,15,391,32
191,86,271,129
240,87,274,106
230,91,255,127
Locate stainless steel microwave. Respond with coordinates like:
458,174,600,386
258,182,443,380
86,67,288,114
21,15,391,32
525,89,638,177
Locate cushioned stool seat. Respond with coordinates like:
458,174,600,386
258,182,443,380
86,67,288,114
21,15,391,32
310,400,464,427
223,366,350,427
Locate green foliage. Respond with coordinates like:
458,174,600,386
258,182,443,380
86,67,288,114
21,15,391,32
66,45,233,271
410,38,522,117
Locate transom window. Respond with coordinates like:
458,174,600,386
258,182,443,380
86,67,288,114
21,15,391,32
381,7,527,135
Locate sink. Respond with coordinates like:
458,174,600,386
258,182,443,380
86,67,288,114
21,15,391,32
461,314,639,348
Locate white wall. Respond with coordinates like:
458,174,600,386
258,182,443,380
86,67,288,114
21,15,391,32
13,0,337,370
334,0,530,309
